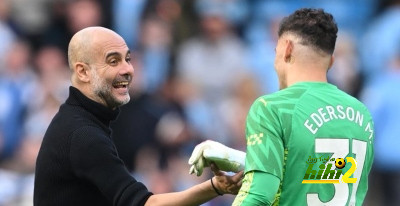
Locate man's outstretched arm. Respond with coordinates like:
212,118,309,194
145,164,243,206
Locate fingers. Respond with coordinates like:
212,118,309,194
189,140,244,177
196,157,205,176
189,165,197,175
188,142,206,165
228,171,244,194
190,158,205,176
211,170,244,195
210,163,224,176
189,140,223,165
232,170,244,182
189,141,209,176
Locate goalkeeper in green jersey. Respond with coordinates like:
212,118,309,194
189,8,374,206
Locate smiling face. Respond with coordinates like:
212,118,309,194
88,32,133,109
69,27,134,109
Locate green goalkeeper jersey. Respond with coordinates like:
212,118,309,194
233,82,374,206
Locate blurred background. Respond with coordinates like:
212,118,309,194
0,0,399,205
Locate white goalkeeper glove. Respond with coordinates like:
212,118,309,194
188,140,246,176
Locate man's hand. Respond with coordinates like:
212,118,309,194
188,140,246,176
211,163,244,195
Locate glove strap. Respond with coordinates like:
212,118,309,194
210,178,223,196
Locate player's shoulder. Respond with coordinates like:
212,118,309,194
251,84,310,110
333,87,371,114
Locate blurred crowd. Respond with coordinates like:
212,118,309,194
0,0,399,205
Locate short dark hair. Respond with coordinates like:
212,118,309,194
278,8,338,54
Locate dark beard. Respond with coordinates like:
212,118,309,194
92,69,131,109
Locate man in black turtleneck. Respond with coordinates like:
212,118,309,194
34,27,243,206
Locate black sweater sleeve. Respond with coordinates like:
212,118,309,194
69,126,152,206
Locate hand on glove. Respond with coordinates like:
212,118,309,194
188,140,246,176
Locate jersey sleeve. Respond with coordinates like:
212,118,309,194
232,171,280,206
69,126,152,206
244,97,285,179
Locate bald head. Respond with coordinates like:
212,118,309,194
68,27,123,72
67,26,133,109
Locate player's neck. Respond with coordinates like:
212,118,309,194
286,65,328,87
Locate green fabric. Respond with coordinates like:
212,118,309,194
237,82,374,206
233,171,280,206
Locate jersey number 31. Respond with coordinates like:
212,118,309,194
307,138,367,206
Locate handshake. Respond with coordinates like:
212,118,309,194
188,140,246,176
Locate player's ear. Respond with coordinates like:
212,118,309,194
284,39,294,63
74,62,91,83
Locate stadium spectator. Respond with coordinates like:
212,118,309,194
361,47,400,206
0,0,15,69
0,40,37,161
0,40,38,206
327,32,362,96
112,0,147,49
41,0,104,52
176,0,249,144
360,0,400,83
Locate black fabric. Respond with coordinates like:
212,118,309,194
111,94,165,171
34,86,152,206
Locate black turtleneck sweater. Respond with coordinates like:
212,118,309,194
34,87,152,206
